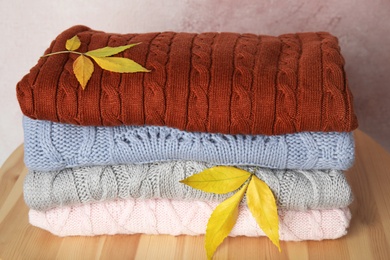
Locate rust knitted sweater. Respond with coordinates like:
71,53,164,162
17,25,358,135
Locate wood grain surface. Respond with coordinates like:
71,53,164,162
1,130,389,259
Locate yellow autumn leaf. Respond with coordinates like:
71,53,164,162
180,166,251,194
247,175,281,252
205,181,249,260
73,55,94,90
66,35,81,51
85,43,141,58
91,56,150,73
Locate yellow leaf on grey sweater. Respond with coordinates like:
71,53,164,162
205,181,249,259
247,175,281,252
180,166,251,194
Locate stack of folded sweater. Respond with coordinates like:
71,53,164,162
17,25,358,241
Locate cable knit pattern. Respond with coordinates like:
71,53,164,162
100,34,128,125
187,33,215,132
318,32,354,131
29,199,351,240
122,32,160,124
23,116,355,171
17,25,358,135
24,162,353,211
274,34,300,133
144,32,174,126
230,34,257,134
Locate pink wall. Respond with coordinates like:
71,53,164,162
1,0,389,165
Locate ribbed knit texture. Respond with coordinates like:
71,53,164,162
17,25,358,135
29,198,351,240
24,161,353,211
23,116,355,171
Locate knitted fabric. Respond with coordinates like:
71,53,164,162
24,161,353,211
29,198,351,240
23,116,355,171
17,25,358,135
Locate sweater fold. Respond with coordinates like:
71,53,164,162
24,161,353,211
29,198,351,240
17,25,358,135
23,116,355,171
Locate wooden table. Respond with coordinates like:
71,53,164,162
1,130,390,259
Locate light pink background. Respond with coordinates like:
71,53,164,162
1,0,389,166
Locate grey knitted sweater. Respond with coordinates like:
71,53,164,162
24,161,353,211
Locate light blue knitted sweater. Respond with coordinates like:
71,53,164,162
23,117,355,171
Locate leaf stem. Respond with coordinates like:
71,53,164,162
41,50,83,58
251,167,259,175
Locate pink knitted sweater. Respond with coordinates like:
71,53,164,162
30,198,351,240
